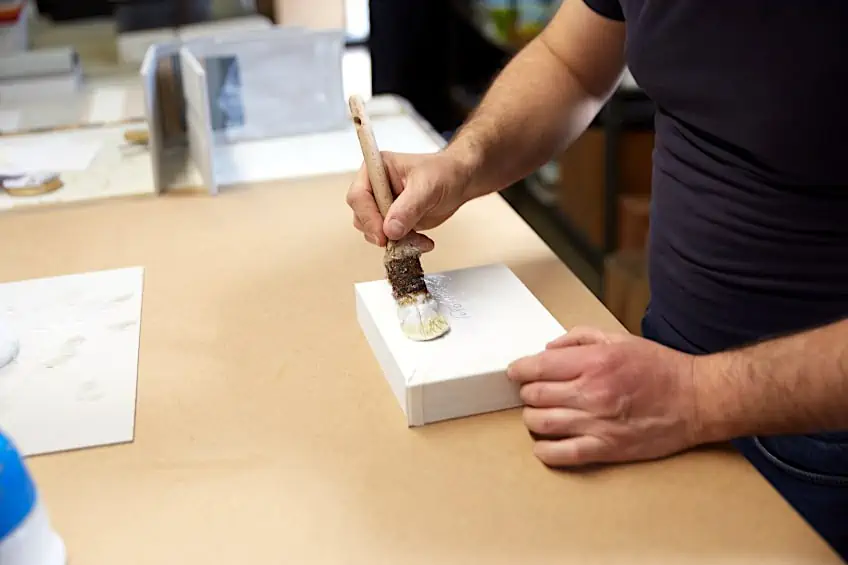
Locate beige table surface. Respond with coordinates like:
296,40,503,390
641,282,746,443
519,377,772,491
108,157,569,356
2,173,839,564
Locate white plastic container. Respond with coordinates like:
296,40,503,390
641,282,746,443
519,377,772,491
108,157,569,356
0,432,66,565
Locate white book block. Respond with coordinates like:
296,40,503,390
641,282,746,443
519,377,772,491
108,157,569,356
356,263,565,426
180,46,218,195
140,43,165,193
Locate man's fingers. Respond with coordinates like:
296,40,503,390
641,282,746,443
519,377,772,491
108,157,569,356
347,156,440,249
507,347,593,383
346,167,387,246
355,214,434,251
352,213,366,233
520,381,583,409
384,171,440,240
353,213,383,246
384,153,408,197
546,327,610,349
546,326,625,349
400,231,435,253
533,435,611,468
522,406,591,437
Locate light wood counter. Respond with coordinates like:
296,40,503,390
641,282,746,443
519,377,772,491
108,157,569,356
0,172,838,564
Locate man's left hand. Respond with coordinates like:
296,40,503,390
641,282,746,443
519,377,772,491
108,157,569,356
507,327,703,468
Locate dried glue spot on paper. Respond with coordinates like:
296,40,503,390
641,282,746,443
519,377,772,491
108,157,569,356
76,380,105,403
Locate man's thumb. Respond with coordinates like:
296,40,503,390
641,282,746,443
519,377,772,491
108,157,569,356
383,174,437,240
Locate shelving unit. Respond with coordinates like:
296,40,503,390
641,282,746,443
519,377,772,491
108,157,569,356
441,0,654,294
521,88,654,270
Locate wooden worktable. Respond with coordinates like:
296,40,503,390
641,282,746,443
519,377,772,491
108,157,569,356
0,171,838,564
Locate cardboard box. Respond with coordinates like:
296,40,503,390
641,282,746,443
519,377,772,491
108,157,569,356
557,128,654,250
274,0,345,29
617,194,651,251
603,252,650,335
355,263,565,426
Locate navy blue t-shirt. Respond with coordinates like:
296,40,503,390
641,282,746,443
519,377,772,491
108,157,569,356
583,0,848,353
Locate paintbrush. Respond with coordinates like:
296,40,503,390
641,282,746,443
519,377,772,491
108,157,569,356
349,95,450,341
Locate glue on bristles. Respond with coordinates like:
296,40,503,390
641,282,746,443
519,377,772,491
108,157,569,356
397,292,450,341
384,242,450,341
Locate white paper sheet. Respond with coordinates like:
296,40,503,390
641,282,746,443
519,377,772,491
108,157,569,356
0,267,144,456
0,136,102,173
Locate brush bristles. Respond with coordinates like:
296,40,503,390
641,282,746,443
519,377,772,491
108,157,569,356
397,292,450,341
384,243,450,341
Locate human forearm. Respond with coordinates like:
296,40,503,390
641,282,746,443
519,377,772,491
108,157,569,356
445,0,626,200
693,318,848,442
446,39,606,199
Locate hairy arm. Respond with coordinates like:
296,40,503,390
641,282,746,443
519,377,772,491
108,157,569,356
694,318,848,442
445,0,626,200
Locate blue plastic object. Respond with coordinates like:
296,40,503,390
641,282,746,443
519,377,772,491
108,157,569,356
0,431,36,542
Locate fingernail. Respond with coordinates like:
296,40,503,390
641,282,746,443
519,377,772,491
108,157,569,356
365,233,377,244
386,219,404,239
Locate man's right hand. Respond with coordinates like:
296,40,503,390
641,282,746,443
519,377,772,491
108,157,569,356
345,150,475,251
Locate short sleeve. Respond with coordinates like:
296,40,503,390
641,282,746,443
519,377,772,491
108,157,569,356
582,0,625,21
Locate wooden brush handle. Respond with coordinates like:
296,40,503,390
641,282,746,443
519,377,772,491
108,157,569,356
349,95,395,219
